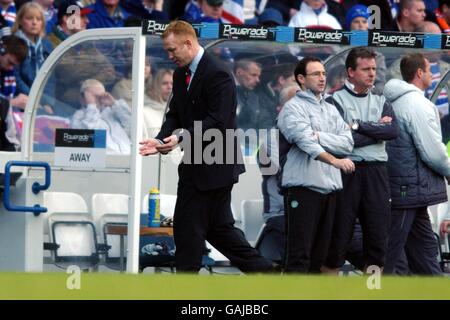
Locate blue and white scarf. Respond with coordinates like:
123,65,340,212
1,2,15,27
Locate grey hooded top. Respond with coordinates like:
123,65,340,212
277,89,353,194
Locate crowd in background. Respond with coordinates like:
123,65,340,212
0,1,448,146
0,1,444,146
0,0,449,150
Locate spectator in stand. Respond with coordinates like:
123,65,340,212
33,0,57,34
0,0,15,27
258,7,284,27
0,13,11,44
288,0,341,29
435,0,450,33
47,0,93,49
392,0,426,32
0,12,18,102
52,37,118,115
320,0,356,27
234,59,272,132
166,0,189,20
72,78,131,155
326,65,346,94
12,2,52,99
255,65,296,129
345,4,369,31
265,0,356,27
388,0,400,19
143,68,173,138
425,0,439,11
87,0,131,29
346,4,387,95
112,56,152,110
182,0,223,23
359,0,396,30
120,0,168,21
0,35,28,151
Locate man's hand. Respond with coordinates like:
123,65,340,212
155,134,179,154
41,104,54,114
139,138,161,156
99,92,115,107
379,116,392,124
10,93,28,110
440,220,450,236
331,158,355,174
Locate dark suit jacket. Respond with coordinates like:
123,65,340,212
156,52,245,191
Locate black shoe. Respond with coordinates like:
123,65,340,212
267,262,283,274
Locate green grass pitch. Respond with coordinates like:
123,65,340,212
1,273,450,299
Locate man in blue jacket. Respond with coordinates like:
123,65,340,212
87,0,131,29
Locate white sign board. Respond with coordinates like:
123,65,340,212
54,129,106,168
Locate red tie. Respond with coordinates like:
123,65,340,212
185,67,191,87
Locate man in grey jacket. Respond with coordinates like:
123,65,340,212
323,48,399,274
277,57,355,273
383,53,450,275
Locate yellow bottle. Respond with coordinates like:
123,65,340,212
148,187,160,227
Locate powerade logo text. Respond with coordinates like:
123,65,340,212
370,32,419,47
144,20,168,35
63,133,91,143
221,25,270,40
55,129,105,148
296,29,345,44
443,35,450,49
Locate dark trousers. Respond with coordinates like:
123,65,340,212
284,186,336,273
345,221,364,270
257,215,285,264
326,162,391,269
258,216,364,270
173,175,273,273
384,207,442,275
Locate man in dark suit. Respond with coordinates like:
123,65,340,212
139,20,274,273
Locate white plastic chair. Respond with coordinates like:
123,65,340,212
43,192,96,269
43,191,89,236
91,193,130,269
240,199,265,246
91,193,129,238
47,214,99,270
